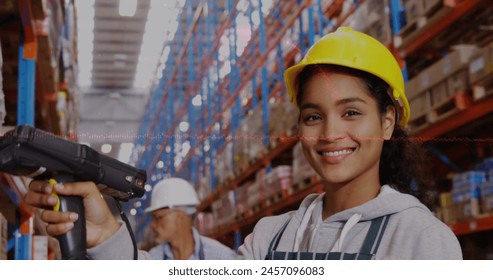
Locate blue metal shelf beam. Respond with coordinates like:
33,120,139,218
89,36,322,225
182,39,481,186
174,0,309,177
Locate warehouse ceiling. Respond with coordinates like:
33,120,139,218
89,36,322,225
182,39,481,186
76,0,187,162
0,0,219,162
76,0,150,161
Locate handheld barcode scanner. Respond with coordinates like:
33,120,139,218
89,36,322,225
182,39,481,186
0,125,147,259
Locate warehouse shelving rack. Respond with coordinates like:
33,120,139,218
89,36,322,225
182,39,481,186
0,0,77,259
132,0,238,238
133,0,493,252
389,0,493,244
132,0,362,246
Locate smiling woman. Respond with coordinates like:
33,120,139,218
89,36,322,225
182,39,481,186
237,27,463,260
297,67,394,208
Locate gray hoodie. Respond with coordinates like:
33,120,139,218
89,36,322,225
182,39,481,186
88,185,461,260
238,185,462,259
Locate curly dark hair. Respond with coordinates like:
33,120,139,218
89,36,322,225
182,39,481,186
296,64,436,208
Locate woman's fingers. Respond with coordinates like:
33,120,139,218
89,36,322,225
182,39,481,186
28,180,52,194
25,186,57,209
40,210,79,236
51,181,99,198
45,222,75,236
40,210,78,224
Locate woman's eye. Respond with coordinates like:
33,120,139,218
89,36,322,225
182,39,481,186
302,114,321,123
343,110,361,117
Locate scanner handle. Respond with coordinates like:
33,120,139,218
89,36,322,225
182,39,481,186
51,175,89,260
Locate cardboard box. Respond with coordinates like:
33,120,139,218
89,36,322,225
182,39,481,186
409,92,431,119
447,69,469,95
430,81,449,107
33,236,48,260
440,205,456,224
366,17,392,45
405,76,420,100
482,195,493,214
349,0,387,33
469,41,493,84
407,47,478,98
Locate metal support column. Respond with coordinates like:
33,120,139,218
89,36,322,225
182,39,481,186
15,0,38,260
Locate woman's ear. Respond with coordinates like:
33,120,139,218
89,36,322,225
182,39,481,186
382,105,396,140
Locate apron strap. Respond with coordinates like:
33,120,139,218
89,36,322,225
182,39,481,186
359,215,391,256
265,219,290,259
198,237,205,260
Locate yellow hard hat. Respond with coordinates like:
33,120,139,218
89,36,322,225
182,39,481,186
284,27,410,127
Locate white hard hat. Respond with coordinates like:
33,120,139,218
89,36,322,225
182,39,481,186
145,177,199,214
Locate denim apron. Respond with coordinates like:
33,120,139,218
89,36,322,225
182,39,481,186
264,215,391,260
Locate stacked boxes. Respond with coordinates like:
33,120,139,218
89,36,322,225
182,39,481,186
215,142,235,186
262,166,292,200
34,0,65,96
469,41,493,84
469,41,493,100
405,46,478,124
347,0,392,45
451,171,486,221
211,190,236,227
32,236,48,260
438,192,454,224
247,176,263,212
233,101,297,174
476,158,493,214
441,158,493,224
235,182,251,217
480,181,493,215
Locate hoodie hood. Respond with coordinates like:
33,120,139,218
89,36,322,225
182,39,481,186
291,185,431,252
295,185,430,224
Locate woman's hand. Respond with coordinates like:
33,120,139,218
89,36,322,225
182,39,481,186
25,180,120,248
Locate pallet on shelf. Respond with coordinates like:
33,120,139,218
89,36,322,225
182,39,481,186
394,0,452,48
409,90,472,132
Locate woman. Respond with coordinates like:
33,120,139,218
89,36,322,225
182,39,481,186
238,27,461,259
25,27,461,260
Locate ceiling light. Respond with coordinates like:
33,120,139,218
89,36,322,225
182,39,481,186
119,0,138,17
192,95,202,106
114,61,126,68
75,0,95,87
101,143,112,154
179,121,190,132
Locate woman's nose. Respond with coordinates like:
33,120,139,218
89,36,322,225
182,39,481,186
320,119,345,142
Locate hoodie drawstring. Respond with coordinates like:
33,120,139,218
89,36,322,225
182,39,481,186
293,194,324,251
330,213,362,252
